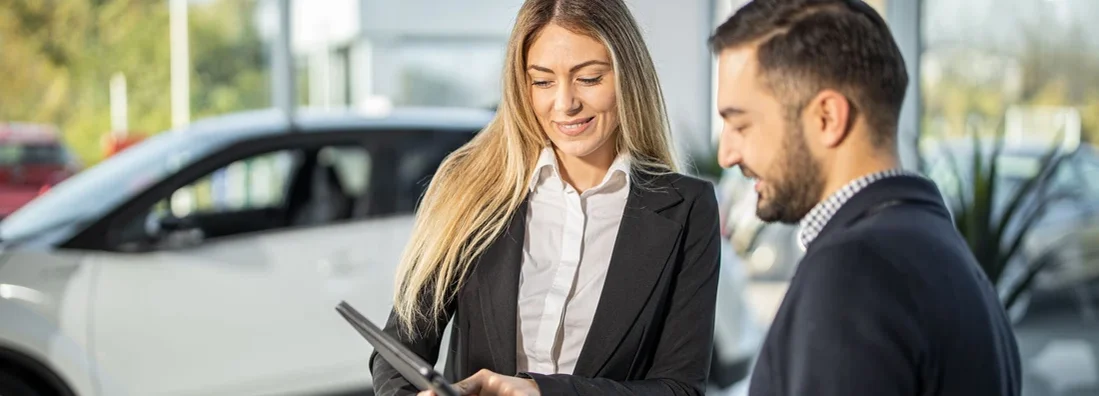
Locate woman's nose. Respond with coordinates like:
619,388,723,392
554,85,581,116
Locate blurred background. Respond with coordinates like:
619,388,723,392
0,0,1096,395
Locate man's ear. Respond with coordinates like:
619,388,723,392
804,89,852,148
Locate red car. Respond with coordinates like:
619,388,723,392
0,122,81,219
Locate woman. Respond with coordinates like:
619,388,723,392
370,0,720,395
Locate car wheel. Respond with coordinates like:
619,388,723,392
0,369,45,396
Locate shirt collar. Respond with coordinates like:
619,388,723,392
796,168,919,250
527,146,632,193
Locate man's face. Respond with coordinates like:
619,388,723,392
715,47,824,224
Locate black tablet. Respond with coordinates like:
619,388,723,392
335,301,460,396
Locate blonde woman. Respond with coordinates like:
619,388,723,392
371,0,720,395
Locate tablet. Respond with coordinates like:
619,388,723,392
335,301,460,396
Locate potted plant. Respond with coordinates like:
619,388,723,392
919,114,1079,317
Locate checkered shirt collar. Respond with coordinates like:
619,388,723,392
796,169,920,250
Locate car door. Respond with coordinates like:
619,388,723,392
231,142,418,393
84,142,390,396
209,129,476,390
310,128,477,378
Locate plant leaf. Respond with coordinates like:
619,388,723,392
968,119,996,272
1003,246,1060,309
1001,189,1079,271
993,136,1066,255
983,119,1009,275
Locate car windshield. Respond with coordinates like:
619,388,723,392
0,131,221,241
0,142,68,166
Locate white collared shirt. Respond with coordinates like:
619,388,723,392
516,147,631,375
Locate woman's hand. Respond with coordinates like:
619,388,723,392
417,369,541,396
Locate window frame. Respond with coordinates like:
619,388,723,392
64,131,374,252
62,126,478,253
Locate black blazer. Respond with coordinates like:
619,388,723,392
748,176,1022,396
370,172,721,396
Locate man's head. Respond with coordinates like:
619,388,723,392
711,0,908,223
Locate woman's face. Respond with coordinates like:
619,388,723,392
526,23,620,163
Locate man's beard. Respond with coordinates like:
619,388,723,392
756,123,825,224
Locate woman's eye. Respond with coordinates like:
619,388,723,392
531,80,552,88
578,76,603,86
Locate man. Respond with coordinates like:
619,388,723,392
710,1,1021,395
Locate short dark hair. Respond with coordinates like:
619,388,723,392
710,0,908,147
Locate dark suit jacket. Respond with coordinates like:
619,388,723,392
370,172,721,396
748,176,1022,396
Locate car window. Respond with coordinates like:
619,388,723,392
320,145,372,197
302,144,374,221
106,149,302,251
393,130,473,214
161,150,298,218
0,142,68,166
110,143,375,252
0,145,21,165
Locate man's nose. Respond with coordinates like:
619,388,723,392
717,125,742,169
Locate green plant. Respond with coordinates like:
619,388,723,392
920,115,1076,310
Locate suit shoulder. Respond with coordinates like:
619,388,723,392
651,172,715,199
830,203,956,261
802,235,898,280
794,237,921,315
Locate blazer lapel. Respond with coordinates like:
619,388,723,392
475,200,526,375
572,174,684,377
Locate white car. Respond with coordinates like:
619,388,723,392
0,108,761,396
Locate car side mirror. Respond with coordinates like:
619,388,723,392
144,212,204,249
158,215,192,232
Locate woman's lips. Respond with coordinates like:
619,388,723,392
556,116,595,137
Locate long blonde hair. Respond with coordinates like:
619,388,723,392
392,0,679,338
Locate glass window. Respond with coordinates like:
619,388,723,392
0,133,71,167
319,145,372,197
17,143,68,165
372,39,506,109
165,150,298,218
922,0,1099,145
0,145,20,165
922,3,1099,395
159,145,375,220
109,143,374,251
